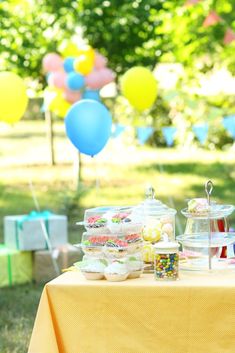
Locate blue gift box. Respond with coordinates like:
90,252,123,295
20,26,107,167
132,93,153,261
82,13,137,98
4,211,68,251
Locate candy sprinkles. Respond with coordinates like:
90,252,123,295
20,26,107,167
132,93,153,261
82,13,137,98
154,242,179,281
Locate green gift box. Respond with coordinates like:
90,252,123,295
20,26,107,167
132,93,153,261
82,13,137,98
0,244,33,288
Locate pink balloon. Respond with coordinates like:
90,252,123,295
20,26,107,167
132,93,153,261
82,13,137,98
99,68,115,85
48,70,67,89
42,53,63,72
85,70,104,89
94,52,107,70
64,89,81,103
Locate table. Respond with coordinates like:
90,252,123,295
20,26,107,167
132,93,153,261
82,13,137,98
28,270,235,353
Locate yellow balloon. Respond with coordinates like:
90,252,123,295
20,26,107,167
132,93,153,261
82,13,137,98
0,72,28,124
120,67,158,111
59,42,81,58
74,54,94,75
49,90,71,118
77,45,95,61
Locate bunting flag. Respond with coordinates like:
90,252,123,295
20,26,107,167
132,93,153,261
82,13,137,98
137,127,154,145
162,127,177,146
192,123,209,144
203,11,221,27
223,115,235,139
111,124,126,138
223,28,235,45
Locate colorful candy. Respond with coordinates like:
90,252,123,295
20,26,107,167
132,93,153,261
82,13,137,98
154,242,179,281
154,253,179,280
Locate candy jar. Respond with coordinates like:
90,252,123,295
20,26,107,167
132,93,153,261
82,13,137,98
133,186,177,271
153,242,179,280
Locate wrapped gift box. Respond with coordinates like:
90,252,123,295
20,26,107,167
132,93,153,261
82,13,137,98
33,244,83,283
0,244,33,288
4,211,68,251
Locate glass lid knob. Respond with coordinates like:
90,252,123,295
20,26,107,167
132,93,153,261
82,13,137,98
145,185,155,199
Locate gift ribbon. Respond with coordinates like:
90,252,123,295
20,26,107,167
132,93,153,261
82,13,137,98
0,245,13,286
7,253,12,286
15,210,53,250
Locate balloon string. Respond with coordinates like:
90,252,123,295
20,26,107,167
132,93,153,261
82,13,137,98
28,179,60,276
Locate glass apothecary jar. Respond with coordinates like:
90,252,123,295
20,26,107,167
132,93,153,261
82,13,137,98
133,186,177,243
153,242,180,281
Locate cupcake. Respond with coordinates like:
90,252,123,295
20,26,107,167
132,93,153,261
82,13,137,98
85,215,108,235
104,239,129,258
125,234,143,253
187,198,210,215
126,256,143,279
104,260,129,281
76,259,108,280
81,239,103,256
108,212,142,234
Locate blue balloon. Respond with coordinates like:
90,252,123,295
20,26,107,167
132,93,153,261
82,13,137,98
66,72,84,91
65,99,112,156
82,89,100,101
63,57,75,73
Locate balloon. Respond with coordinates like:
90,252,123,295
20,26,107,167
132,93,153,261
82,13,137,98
49,90,71,118
85,70,104,89
120,67,158,111
42,53,63,73
64,88,81,104
66,72,85,90
94,52,107,69
59,42,81,58
82,89,100,101
99,68,115,86
48,70,67,89
0,72,28,124
77,45,95,61
65,99,112,156
74,54,94,75
63,57,75,73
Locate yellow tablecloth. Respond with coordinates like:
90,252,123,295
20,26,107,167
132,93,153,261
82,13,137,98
28,271,235,353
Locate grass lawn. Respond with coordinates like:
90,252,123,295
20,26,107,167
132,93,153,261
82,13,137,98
0,120,235,352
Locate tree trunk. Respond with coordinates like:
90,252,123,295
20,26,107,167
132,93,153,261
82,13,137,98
45,110,55,165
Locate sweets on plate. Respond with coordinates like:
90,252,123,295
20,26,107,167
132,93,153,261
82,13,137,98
75,259,108,280
104,260,129,281
187,198,210,215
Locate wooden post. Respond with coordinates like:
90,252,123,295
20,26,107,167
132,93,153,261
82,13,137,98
45,110,55,166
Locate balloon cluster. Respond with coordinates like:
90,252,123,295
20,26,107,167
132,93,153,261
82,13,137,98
42,45,115,118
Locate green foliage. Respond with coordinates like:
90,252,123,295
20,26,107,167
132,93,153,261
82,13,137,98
1,0,234,80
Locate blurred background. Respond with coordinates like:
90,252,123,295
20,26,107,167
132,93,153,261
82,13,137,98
0,1,235,352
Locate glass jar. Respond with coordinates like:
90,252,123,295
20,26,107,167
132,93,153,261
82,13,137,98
133,186,177,243
153,242,179,281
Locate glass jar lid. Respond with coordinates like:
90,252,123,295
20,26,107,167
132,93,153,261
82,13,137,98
153,241,179,253
133,186,177,217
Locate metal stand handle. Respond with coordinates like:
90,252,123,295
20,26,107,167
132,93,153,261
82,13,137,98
205,180,213,270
